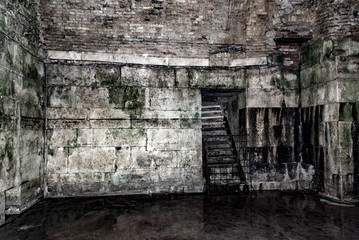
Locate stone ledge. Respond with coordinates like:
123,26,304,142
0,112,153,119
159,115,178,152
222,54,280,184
47,51,269,68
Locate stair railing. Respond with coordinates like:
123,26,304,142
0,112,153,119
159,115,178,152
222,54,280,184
223,116,246,182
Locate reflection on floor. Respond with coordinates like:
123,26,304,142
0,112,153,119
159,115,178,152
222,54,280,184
0,191,359,240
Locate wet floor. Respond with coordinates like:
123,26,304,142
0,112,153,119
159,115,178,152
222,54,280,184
0,191,359,240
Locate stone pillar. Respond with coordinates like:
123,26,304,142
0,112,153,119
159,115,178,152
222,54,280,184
301,37,359,201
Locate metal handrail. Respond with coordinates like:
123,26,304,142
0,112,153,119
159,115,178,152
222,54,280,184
223,116,246,182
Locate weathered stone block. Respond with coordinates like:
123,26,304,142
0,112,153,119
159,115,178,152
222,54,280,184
107,86,146,111
131,119,180,129
89,108,130,119
148,88,201,112
0,97,17,117
327,81,339,104
115,146,131,170
323,103,340,122
47,119,90,129
48,86,73,108
338,122,353,149
300,61,336,89
147,129,201,151
177,150,202,168
92,147,116,172
247,68,270,89
339,102,354,122
247,88,283,108
93,129,146,147
47,108,89,120
47,129,77,148
74,87,110,109
338,80,359,102
338,147,354,175
149,150,178,169
142,110,182,119
47,147,68,175
153,167,187,183
20,101,43,118
77,129,93,146
68,147,94,173
283,90,299,108
90,120,131,129
95,65,121,87
337,56,359,80
47,64,99,86
190,69,245,89
0,70,21,98
325,122,339,149
175,69,189,88
20,153,42,181
122,66,175,88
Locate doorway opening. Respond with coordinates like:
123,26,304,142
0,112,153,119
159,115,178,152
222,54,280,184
201,89,249,194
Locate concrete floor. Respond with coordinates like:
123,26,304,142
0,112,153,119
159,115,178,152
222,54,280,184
0,191,358,240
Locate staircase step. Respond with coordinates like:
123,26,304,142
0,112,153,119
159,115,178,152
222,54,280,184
202,109,223,114
201,115,224,120
203,135,231,138
204,139,232,144
201,121,225,126
202,105,221,108
207,159,237,164
202,127,227,131
208,150,234,155
207,147,234,151
208,157,236,162
202,107,221,112
202,125,226,130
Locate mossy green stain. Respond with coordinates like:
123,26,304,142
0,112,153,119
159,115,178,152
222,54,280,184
108,87,145,118
23,63,40,89
97,68,120,86
181,119,192,129
23,61,44,102
108,87,124,106
194,70,209,87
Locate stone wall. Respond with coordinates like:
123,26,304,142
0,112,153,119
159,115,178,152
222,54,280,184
44,60,315,195
45,63,205,197
0,0,45,224
244,66,315,190
0,0,356,207
40,0,324,197
299,0,359,200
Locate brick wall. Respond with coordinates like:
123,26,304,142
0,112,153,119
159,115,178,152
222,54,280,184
40,0,284,63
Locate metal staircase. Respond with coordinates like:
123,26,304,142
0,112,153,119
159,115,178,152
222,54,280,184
202,102,248,194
